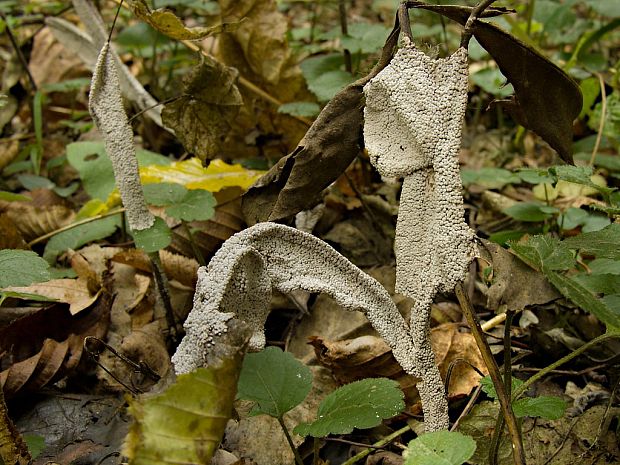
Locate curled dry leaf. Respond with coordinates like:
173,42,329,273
112,249,199,288
241,23,400,223
162,58,243,162
1,196,75,242
0,292,110,398
126,0,244,41
408,1,582,163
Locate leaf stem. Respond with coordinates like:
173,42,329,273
148,251,178,348
512,331,619,399
460,0,498,48
277,416,304,465
341,424,411,465
455,283,525,465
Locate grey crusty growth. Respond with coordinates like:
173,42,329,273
89,43,155,231
363,41,477,431
172,222,447,423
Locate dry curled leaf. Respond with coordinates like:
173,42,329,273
1,195,75,242
126,0,243,41
408,1,581,163
112,249,199,288
241,23,400,223
162,58,243,162
0,293,110,398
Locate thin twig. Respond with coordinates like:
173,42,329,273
460,0,498,48
323,437,388,450
338,0,352,73
341,424,411,465
455,283,525,465
27,208,126,246
1,11,37,91
398,2,413,42
589,73,607,166
149,252,178,347
107,0,124,43
277,417,305,465
451,384,483,432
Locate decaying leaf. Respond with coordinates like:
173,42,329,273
4,279,100,315
0,386,31,464
161,59,243,162
112,249,199,288
408,1,582,163
123,320,251,465
126,0,243,41
0,293,110,398
1,197,75,242
241,23,400,223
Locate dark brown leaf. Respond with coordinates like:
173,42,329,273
408,2,582,163
162,57,243,162
241,23,400,223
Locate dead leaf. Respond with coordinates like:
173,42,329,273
0,293,111,398
0,138,20,171
0,214,27,250
5,279,100,316
241,21,400,223
126,0,243,40
161,57,243,161
0,385,30,465
408,2,582,163
112,249,199,288
479,240,560,311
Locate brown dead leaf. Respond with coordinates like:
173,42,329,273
0,214,27,250
311,324,486,404
241,22,400,223
111,249,199,288
480,240,560,311
5,279,100,316
0,138,20,171
0,292,111,398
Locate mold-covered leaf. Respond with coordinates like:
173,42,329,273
165,190,216,222
237,347,312,418
509,235,575,271
242,24,399,222
161,58,242,162
125,0,243,40
294,378,404,437
0,250,50,288
402,431,476,465
132,217,172,253
563,223,620,259
409,2,582,163
512,396,566,420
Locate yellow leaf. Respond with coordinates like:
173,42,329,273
140,158,264,192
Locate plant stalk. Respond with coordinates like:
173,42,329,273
455,283,525,465
341,424,411,465
148,251,178,347
277,416,304,465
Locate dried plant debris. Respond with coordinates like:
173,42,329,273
89,42,155,232
241,23,400,223
408,2,582,163
172,222,448,431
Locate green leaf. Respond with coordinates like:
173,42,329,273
278,102,321,118
306,70,356,103
471,67,513,98
563,224,620,259
43,215,121,263
294,378,404,437
546,271,620,330
573,273,620,295
143,182,188,206
460,168,520,189
237,347,312,418
479,375,523,400
300,54,344,83
509,235,575,271
402,431,476,465
549,166,615,196
503,202,557,222
341,23,392,55
584,0,620,17
0,250,50,288
124,344,245,465
558,207,589,230
132,216,172,253
165,189,216,222
512,396,566,420
589,259,620,275
0,191,31,202
17,173,55,190
23,434,45,459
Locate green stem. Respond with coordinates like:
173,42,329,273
526,0,536,36
513,332,619,399
277,417,304,465
341,424,411,465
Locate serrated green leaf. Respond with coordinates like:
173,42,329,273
132,216,171,252
165,189,216,221
509,235,575,271
549,166,615,196
479,375,523,400
503,202,556,222
402,431,476,465
574,273,620,295
0,250,50,288
546,270,620,330
237,347,312,418
563,224,620,259
512,396,566,420
43,215,121,263
589,259,620,275
143,182,188,206
558,207,589,230
461,168,520,189
294,378,404,437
